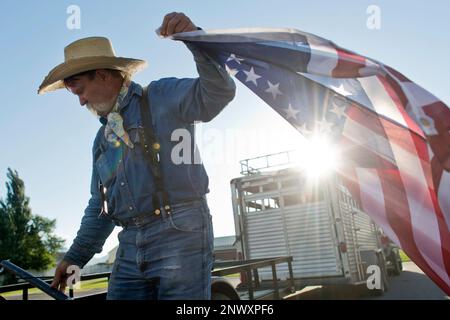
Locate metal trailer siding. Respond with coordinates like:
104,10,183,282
234,173,343,280
333,183,381,282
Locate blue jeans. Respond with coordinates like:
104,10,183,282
106,198,214,300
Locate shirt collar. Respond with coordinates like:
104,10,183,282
99,81,143,125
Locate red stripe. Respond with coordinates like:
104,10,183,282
379,76,424,137
345,103,429,163
384,65,411,82
431,156,444,192
384,71,450,170
339,135,397,170
423,101,450,169
332,48,366,78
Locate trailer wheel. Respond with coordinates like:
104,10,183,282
392,257,402,276
393,250,403,276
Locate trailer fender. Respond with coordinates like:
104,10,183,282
211,277,240,300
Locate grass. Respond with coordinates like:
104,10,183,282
399,249,411,262
224,273,240,278
1,277,109,298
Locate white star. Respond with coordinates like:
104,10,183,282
282,103,300,120
227,54,244,64
330,84,352,97
329,99,347,120
225,64,239,77
315,118,334,134
244,67,262,86
265,81,283,100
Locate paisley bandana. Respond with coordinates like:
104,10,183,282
104,81,134,148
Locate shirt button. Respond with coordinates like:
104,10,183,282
129,206,134,211
120,182,125,186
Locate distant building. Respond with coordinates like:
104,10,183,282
214,236,238,261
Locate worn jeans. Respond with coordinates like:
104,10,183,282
106,197,214,300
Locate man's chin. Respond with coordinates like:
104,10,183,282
86,104,111,118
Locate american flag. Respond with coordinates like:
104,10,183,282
173,28,450,294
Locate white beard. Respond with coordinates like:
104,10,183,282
86,99,115,118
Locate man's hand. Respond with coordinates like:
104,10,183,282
50,260,74,293
159,12,197,37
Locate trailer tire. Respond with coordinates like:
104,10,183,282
392,258,402,276
393,251,403,276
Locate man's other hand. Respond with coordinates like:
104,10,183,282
50,260,74,293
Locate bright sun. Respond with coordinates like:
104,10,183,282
292,135,340,179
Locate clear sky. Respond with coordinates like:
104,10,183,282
1,0,449,258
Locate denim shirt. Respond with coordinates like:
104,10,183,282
64,44,236,267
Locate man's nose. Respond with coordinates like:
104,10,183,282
79,96,87,106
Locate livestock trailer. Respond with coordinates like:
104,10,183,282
231,151,389,295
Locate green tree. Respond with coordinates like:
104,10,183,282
0,168,65,284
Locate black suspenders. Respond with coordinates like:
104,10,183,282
138,86,172,215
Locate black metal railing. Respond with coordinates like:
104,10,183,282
1,256,295,300
0,260,110,300
212,256,295,300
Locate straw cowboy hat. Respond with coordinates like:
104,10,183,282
38,36,147,94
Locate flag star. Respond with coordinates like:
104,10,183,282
330,84,352,97
329,102,347,120
315,118,334,134
227,54,244,64
282,103,300,120
244,67,262,86
225,64,239,77
265,81,283,100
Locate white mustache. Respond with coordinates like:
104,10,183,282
86,101,114,117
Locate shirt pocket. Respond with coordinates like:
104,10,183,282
94,140,122,188
124,123,142,146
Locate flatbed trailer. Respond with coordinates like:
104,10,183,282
0,257,297,300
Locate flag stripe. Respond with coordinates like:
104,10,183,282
355,168,400,245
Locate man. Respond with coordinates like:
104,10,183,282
39,12,236,300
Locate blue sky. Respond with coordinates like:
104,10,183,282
0,0,449,257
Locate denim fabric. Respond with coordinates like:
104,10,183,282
64,44,235,268
106,197,214,300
